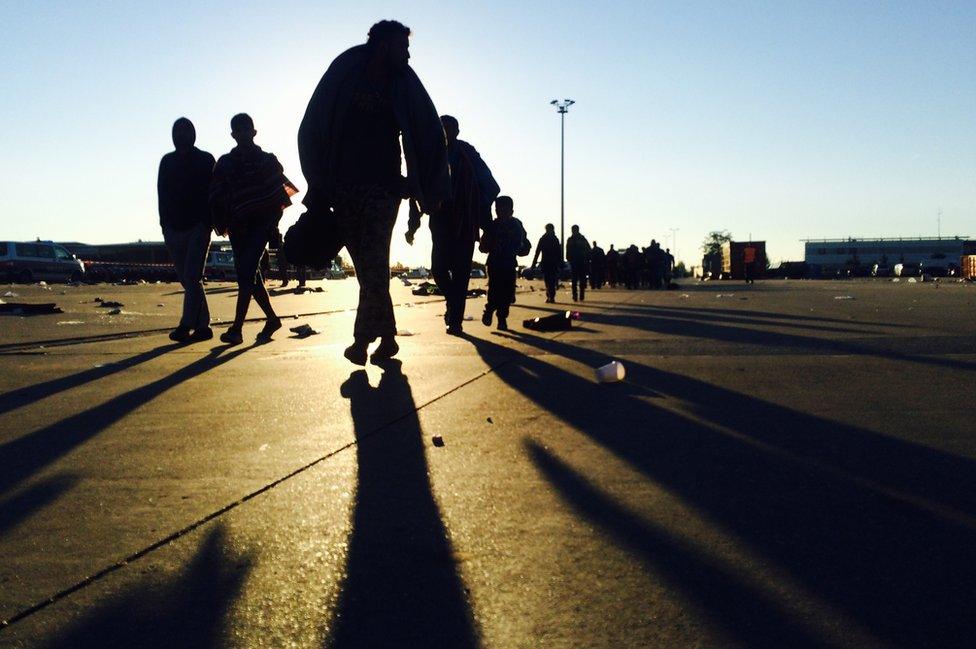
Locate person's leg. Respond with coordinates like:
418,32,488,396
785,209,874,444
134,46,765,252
183,222,212,333
297,266,307,287
163,227,192,337
224,225,268,342
483,259,501,326
336,188,399,362
495,264,515,329
429,222,454,325
277,248,290,287
579,268,587,300
449,238,474,327
570,266,579,301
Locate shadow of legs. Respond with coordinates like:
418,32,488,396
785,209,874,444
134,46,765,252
328,362,479,648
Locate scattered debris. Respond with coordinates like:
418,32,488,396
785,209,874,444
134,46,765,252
396,329,416,336
715,293,735,298
259,444,269,452
487,417,493,424
681,294,691,298
467,288,487,297
94,297,104,302
523,311,578,331
595,360,626,383
431,435,445,447
834,295,856,300
289,323,319,338
107,308,122,315
463,315,474,321
907,277,918,283
57,320,85,325
38,281,47,286
99,301,124,308
3,291,17,298
400,277,413,286
891,278,900,283
0,302,64,315
412,281,441,296
157,303,165,307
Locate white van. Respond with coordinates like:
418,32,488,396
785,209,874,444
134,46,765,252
0,241,86,283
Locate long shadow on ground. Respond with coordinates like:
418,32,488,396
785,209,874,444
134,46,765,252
328,361,479,648
520,302,976,371
0,345,253,532
0,342,183,417
36,525,250,649
470,331,976,647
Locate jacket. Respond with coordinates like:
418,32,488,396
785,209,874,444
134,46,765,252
298,45,450,214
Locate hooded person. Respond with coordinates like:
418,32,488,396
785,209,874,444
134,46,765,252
406,114,500,335
158,117,216,343
298,20,450,365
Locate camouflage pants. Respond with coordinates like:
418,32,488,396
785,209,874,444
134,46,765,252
335,185,401,340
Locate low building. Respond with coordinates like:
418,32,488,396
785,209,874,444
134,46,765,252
803,237,969,276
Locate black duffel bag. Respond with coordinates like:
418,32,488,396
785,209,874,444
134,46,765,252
283,206,343,269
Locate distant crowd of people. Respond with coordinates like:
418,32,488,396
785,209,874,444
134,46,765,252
156,20,675,363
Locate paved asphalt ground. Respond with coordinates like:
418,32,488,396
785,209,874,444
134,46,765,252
0,277,974,648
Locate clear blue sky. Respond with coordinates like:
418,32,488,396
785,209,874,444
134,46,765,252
1,1,973,266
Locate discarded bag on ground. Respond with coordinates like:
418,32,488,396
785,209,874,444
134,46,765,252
523,310,580,331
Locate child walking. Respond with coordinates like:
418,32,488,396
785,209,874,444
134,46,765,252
480,196,530,331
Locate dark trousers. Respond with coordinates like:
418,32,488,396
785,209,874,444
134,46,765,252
486,259,516,319
570,264,587,300
542,264,559,301
335,186,400,340
430,221,475,327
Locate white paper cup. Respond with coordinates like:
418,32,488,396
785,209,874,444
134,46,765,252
595,360,626,383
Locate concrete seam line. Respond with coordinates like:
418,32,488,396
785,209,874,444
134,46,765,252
0,363,501,630
0,292,624,629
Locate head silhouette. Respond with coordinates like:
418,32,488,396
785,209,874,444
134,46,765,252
571,225,580,235
440,115,459,144
172,118,195,150
230,113,256,146
593,241,598,247
367,20,411,74
495,195,514,219
545,223,555,233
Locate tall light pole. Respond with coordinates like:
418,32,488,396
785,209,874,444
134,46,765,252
668,228,679,261
551,99,575,256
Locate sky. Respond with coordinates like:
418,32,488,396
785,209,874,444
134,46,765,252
1,0,974,267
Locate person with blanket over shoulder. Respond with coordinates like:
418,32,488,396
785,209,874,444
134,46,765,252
209,113,298,345
298,20,450,365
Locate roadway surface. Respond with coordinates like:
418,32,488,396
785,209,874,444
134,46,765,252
1,277,975,648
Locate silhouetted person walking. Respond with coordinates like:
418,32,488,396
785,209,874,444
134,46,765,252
606,244,619,287
209,113,297,345
566,225,591,301
299,20,450,365
407,115,499,335
481,196,529,331
590,241,606,289
158,117,215,343
531,223,562,303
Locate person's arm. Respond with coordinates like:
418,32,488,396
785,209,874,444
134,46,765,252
532,238,542,267
405,200,423,245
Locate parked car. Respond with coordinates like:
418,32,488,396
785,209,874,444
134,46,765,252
0,240,86,283
401,267,430,279
470,268,486,279
520,262,571,281
205,249,237,281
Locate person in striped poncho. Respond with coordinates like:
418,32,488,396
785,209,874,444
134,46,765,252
210,113,298,345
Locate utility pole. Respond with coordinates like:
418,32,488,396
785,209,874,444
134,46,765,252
668,227,679,261
550,99,575,257
938,206,942,239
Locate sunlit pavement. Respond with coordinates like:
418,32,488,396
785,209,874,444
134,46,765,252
1,278,975,647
